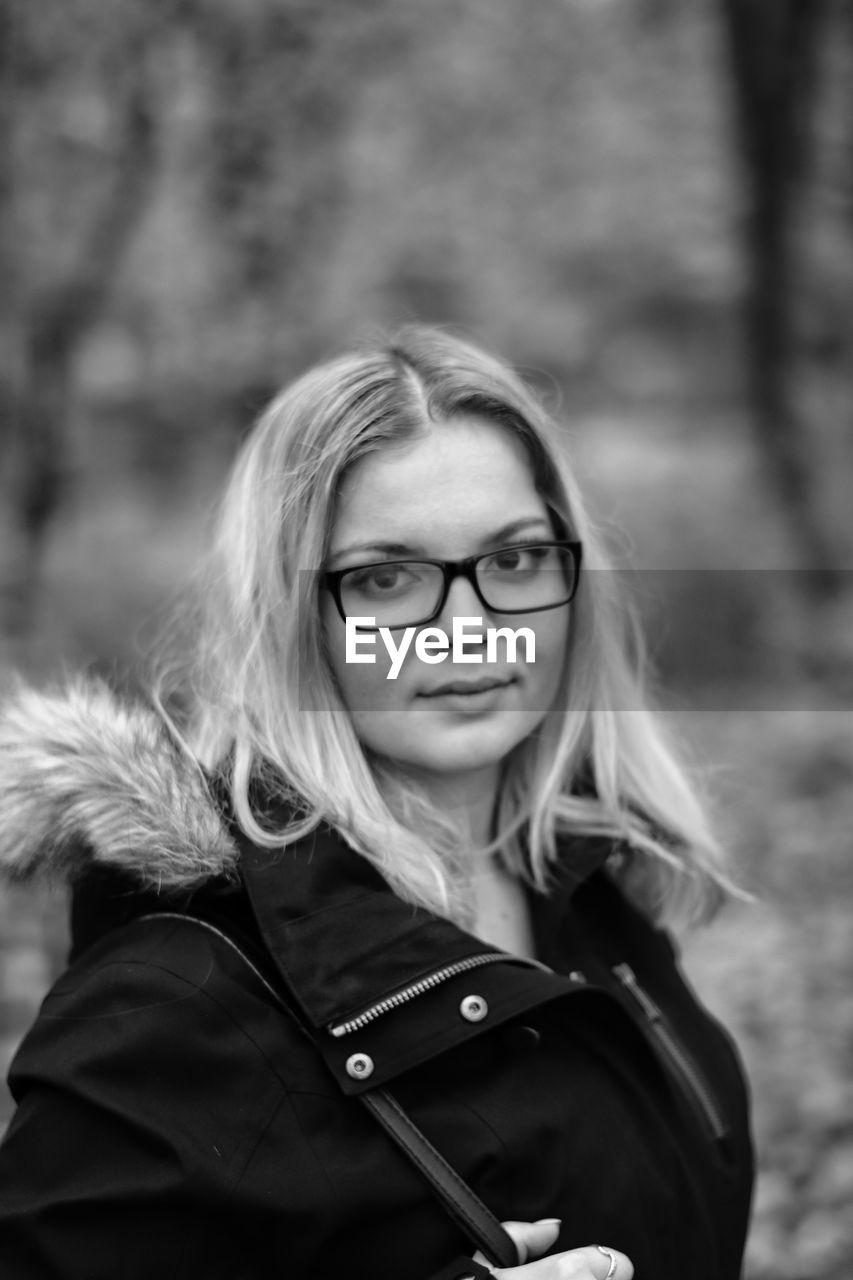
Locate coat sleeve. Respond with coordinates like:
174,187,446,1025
0,949,301,1279
0,938,511,1280
424,1261,495,1280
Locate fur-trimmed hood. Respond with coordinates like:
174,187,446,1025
0,679,238,890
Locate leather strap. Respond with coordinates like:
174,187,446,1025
138,910,518,1267
362,1088,518,1269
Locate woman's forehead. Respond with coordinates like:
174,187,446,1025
328,417,550,556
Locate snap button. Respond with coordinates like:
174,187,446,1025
459,994,488,1022
503,1022,541,1051
345,1052,374,1080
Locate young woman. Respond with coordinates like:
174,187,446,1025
0,327,753,1279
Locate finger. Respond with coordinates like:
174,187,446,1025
471,1217,562,1268
488,1243,633,1279
573,1244,634,1279
504,1219,563,1264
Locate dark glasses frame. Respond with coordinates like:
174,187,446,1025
321,540,583,630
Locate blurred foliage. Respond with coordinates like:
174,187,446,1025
681,708,853,1280
0,0,851,671
1,2,852,1277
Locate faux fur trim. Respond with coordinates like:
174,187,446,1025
0,678,238,890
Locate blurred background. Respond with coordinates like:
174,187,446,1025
1,1,852,1275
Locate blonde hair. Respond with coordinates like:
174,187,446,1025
168,325,734,930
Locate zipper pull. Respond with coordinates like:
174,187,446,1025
612,962,732,1150
612,962,663,1023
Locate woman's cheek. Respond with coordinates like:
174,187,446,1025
327,631,406,712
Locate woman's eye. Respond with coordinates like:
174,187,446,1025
347,564,419,596
489,545,549,572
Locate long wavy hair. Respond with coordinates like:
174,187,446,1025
167,325,735,929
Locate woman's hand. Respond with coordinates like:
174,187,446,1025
472,1220,633,1278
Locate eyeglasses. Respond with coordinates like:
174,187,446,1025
322,541,582,630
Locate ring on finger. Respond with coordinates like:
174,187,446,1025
595,1244,618,1279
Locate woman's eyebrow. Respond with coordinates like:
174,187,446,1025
488,517,553,544
328,518,553,565
328,540,415,563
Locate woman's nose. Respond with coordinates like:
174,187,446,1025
435,574,491,631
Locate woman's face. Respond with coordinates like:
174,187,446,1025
320,416,571,793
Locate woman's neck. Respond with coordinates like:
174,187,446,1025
416,766,500,852
412,766,537,960
470,857,537,959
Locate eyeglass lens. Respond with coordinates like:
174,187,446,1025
339,544,577,628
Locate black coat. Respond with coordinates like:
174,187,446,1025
0,818,754,1280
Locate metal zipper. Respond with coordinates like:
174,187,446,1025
329,952,522,1038
612,962,730,1144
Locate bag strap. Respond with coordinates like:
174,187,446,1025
139,911,518,1268
361,1087,517,1268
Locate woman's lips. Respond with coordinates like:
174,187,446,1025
420,676,514,698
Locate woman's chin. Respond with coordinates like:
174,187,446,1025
386,715,539,780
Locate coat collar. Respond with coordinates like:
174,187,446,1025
68,808,618,1095
235,817,615,1034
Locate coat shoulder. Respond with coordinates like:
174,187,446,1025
13,907,316,1098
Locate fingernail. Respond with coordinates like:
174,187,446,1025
536,1217,562,1226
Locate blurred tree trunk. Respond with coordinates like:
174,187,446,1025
719,0,842,595
0,16,158,653
0,0,25,658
